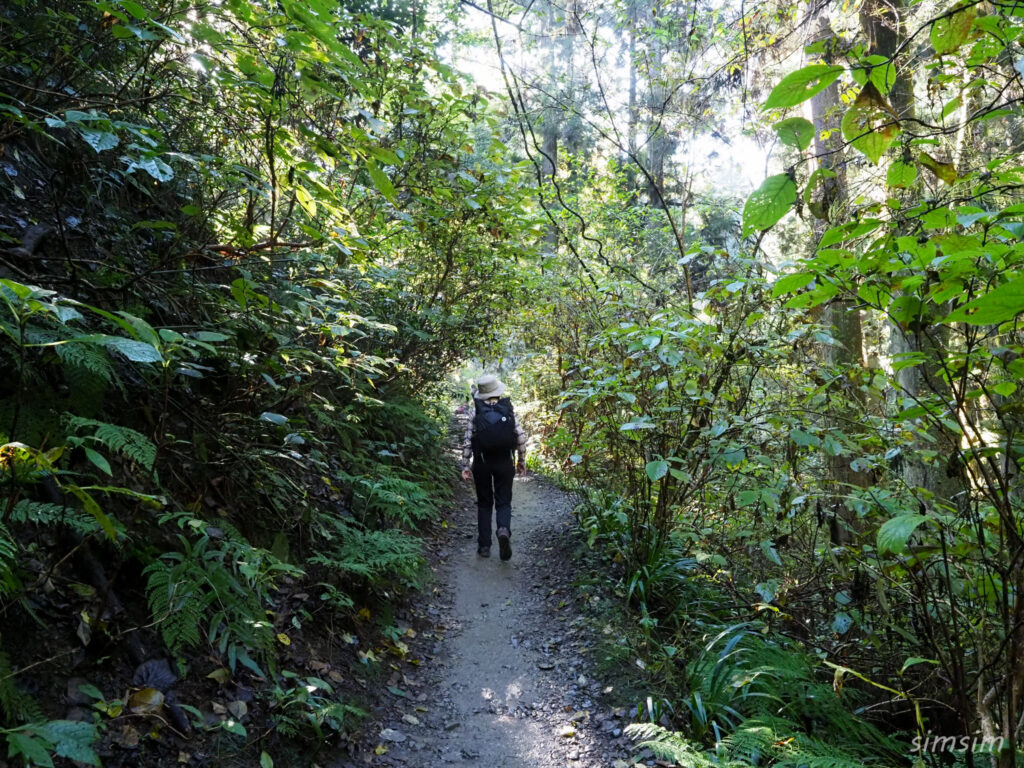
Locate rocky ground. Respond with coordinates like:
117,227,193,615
334,473,651,767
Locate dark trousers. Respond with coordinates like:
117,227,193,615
472,451,514,547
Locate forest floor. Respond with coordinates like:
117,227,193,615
334,473,646,768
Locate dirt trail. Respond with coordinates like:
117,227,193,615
341,473,638,767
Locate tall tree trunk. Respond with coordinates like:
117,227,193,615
808,7,869,545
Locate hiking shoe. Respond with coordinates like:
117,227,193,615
497,528,511,561
477,545,490,558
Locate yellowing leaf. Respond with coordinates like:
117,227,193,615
841,87,901,165
128,687,165,714
277,633,291,646
919,152,957,184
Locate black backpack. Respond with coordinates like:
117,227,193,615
472,398,518,454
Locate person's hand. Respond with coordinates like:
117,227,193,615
516,463,526,476
461,467,472,482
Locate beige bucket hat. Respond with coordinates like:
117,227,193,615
475,373,507,399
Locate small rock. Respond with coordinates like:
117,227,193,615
402,714,421,726
381,728,407,743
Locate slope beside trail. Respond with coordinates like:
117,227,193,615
337,472,641,767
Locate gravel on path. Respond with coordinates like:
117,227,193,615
334,472,641,768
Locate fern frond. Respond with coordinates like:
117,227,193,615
0,643,43,724
625,723,732,768
10,500,101,536
144,557,210,655
55,343,114,384
66,416,156,471
0,522,19,599
309,516,423,588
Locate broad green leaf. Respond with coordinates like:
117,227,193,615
852,55,897,95
259,412,289,425
83,448,112,476
261,752,275,768
620,419,655,431
992,381,1017,397
127,155,173,182
295,185,317,217
755,581,777,602
6,732,54,767
103,337,164,363
790,428,820,447
877,514,931,555
887,160,917,188
79,127,119,153
763,65,844,110
900,657,939,674
930,3,977,55
737,490,761,507
945,278,1024,325
36,721,100,765
773,117,815,150
645,460,669,482
841,94,900,165
771,272,815,297
117,312,160,346
365,158,396,202
760,539,782,566
743,173,797,233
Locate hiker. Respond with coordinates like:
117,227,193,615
460,374,527,560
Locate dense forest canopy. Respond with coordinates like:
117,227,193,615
0,0,1023,766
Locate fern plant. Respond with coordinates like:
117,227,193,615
307,513,424,600
339,468,437,529
9,500,101,537
65,415,156,476
627,623,906,767
145,526,300,673
0,642,43,725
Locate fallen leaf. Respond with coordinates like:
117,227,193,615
128,687,164,714
76,612,92,646
113,725,141,748
227,700,248,720
207,667,231,684
559,725,576,738
401,714,420,726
